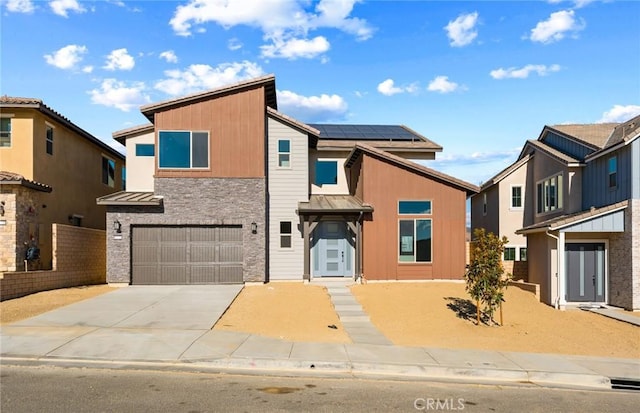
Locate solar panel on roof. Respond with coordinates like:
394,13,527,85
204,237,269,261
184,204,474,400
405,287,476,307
308,123,419,141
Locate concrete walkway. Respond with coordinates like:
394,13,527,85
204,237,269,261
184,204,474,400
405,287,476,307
315,279,392,346
587,308,640,327
1,285,639,391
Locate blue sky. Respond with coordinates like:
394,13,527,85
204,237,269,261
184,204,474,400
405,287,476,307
1,0,639,185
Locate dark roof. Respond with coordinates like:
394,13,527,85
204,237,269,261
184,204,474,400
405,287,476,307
298,195,373,215
96,191,163,206
516,200,628,234
603,114,640,149
346,143,479,195
140,74,277,121
0,171,52,192
519,139,582,165
308,123,433,143
0,96,125,160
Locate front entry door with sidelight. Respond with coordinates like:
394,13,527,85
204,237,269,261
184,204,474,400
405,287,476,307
313,221,353,277
566,242,605,303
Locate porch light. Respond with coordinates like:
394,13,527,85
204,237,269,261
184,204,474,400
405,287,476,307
113,220,122,233
251,222,258,234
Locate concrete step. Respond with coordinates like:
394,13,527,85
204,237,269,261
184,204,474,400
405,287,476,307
334,304,363,312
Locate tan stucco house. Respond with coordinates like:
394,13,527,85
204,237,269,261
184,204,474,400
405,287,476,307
0,97,125,271
98,75,478,285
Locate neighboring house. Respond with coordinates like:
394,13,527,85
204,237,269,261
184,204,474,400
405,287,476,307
98,75,478,285
0,97,125,271
471,155,531,280
479,116,639,310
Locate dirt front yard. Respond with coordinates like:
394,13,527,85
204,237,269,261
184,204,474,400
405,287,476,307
0,285,115,325
351,282,640,359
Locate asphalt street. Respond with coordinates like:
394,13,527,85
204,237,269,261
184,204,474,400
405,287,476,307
2,365,639,413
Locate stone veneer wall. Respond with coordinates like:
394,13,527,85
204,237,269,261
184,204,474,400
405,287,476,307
608,199,640,310
0,187,42,272
106,177,266,284
0,224,106,301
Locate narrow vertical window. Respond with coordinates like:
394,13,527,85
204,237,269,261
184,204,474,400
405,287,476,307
102,156,115,187
0,118,11,147
46,125,54,155
482,193,487,215
608,156,617,188
122,167,126,191
280,221,292,248
278,140,290,167
519,247,527,261
511,186,522,209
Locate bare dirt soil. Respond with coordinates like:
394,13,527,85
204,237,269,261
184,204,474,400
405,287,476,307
0,285,115,325
214,282,350,343
351,282,640,359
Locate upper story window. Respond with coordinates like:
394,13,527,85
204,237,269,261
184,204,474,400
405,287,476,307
399,200,432,215
278,140,290,168
511,186,523,209
158,131,209,169
536,173,563,214
608,156,617,188
0,117,11,147
135,143,155,157
122,167,126,190
102,156,115,187
315,160,338,185
46,124,54,155
482,193,487,216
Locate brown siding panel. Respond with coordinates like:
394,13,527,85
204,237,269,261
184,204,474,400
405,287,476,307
360,155,467,281
155,87,266,178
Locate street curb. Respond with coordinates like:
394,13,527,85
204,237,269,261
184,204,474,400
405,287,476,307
0,355,612,391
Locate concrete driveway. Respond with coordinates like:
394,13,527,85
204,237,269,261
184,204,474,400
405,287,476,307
1,285,243,361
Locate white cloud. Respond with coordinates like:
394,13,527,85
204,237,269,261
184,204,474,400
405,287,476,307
106,0,125,6
278,89,348,122
44,44,87,70
490,64,561,79
529,10,585,44
598,105,640,123
103,48,135,71
154,61,264,96
82,65,93,73
6,0,35,13
168,0,373,59
49,0,86,17
547,0,596,8
228,37,243,51
376,79,419,96
260,35,330,60
89,79,150,112
444,12,479,47
427,76,464,94
159,50,178,63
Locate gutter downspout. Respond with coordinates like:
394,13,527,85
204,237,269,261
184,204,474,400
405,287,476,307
545,229,561,309
357,211,364,283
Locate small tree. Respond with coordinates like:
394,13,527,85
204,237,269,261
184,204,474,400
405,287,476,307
465,228,512,326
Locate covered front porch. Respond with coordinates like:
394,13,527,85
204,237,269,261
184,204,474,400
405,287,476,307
297,195,373,281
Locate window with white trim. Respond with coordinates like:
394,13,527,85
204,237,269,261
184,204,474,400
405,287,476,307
158,131,209,169
511,186,522,209
280,221,292,248
519,247,527,261
46,124,54,155
278,140,290,168
536,173,563,214
0,118,11,147
504,247,516,261
398,200,432,263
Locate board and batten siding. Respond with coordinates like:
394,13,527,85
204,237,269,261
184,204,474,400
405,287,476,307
583,144,633,209
267,116,309,280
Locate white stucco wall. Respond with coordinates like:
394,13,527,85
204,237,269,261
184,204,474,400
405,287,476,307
124,132,155,192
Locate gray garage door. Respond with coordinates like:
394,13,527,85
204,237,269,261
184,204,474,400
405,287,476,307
132,226,243,285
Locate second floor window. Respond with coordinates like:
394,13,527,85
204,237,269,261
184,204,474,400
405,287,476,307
136,143,155,156
0,118,11,147
511,186,522,209
536,173,563,214
315,160,338,185
278,140,290,167
46,125,54,155
482,193,487,216
102,156,115,187
608,156,617,188
159,131,209,169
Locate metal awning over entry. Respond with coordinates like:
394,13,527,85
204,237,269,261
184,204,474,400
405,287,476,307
298,195,373,281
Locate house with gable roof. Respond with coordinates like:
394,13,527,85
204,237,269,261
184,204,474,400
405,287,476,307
98,74,478,285
475,115,640,310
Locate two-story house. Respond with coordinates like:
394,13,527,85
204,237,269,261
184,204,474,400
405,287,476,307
0,97,125,271
98,75,478,285
476,116,639,310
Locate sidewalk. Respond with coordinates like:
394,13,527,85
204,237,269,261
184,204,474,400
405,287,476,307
1,284,638,390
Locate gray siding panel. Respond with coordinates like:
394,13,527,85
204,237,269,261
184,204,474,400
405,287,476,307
583,145,632,209
632,139,640,199
560,210,625,232
544,131,594,160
